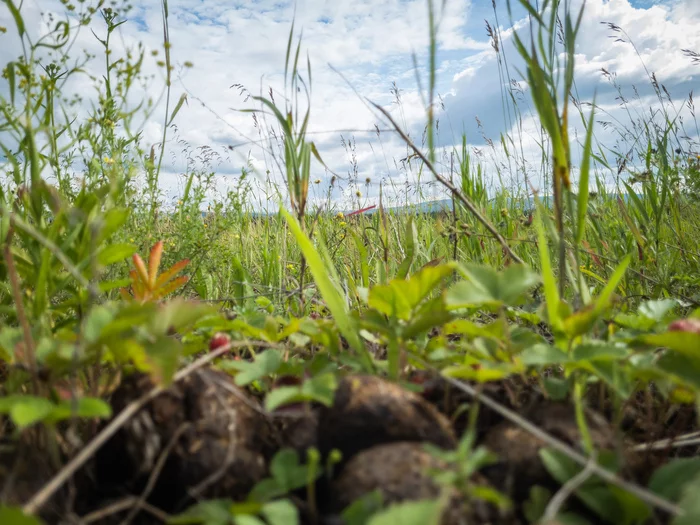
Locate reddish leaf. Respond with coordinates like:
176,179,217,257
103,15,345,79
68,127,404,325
148,241,164,287
132,253,149,287
154,258,190,289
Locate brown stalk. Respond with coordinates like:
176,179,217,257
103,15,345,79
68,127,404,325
3,223,39,394
368,100,525,265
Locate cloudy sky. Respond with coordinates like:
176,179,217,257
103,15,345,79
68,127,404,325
1,0,699,211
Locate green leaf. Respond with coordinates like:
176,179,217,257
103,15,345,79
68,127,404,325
144,335,183,386
97,208,130,244
264,386,303,413
47,397,112,423
395,216,417,279
540,449,650,525
281,207,367,365
638,332,700,356
523,486,551,524
269,449,314,492
543,377,571,400
442,362,521,382
402,298,453,340
249,448,320,503
367,499,442,525
369,264,454,320
563,255,631,338
520,344,570,366
648,458,700,502
263,370,337,412
84,305,116,345
0,506,44,525
168,499,232,525
232,350,283,387
447,263,540,309
98,278,132,293
260,500,298,525
4,396,54,429
572,343,629,362
534,204,562,333
341,491,384,525
673,471,700,525
0,326,23,362
97,243,137,266
657,352,700,390
3,0,26,37
151,299,215,335
576,93,596,245
168,93,188,126
639,299,678,322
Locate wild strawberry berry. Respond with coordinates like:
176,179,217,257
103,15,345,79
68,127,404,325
668,318,700,335
209,332,231,351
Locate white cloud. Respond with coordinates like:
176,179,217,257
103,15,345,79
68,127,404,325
0,0,698,211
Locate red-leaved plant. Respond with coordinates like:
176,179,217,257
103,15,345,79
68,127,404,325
120,241,190,303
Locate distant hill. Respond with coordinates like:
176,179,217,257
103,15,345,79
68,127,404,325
200,192,644,218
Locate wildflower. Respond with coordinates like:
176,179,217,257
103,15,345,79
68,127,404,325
336,212,344,219
314,179,321,184
203,223,208,228
355,191,362,198
287,264,294,270
103,156,114,164
339,221,347,227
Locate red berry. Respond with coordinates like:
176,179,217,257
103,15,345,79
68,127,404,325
668,318,700,335
209,332,231,351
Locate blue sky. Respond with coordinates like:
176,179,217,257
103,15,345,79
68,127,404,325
1,0,698,210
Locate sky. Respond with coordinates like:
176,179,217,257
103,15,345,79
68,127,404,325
0,0,699,211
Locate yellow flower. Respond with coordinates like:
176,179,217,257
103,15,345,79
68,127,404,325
339,221,347,227
103,156,114,164
355,191,362,198
287,264,294,270
336,212,344,219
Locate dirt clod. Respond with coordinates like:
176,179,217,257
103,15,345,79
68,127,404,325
327,441,499,525
480,401,614,506
317,374,457,466
94,367,278,515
